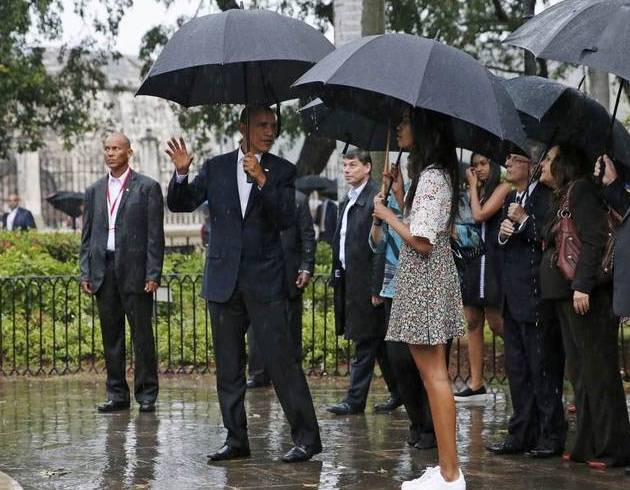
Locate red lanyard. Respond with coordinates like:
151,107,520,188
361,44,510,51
107,171,131,219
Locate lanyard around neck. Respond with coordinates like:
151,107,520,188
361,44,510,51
107,171,131,219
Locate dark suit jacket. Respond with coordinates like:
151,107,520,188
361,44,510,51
79,170,165,294
500,183,553,324
541,178,609,301
167,149,296,303
332,179,385,340
603,178,630,316
316,199,338,244
282,191,316,299
2,207,36,231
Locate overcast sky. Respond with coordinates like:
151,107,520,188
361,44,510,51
56,0,557,57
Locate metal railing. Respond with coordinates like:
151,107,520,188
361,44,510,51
0,274,628,383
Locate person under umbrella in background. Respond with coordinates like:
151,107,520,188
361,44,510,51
539,146,630,468
327,148,396,416
488,150,565,459
374,111,466,490
166,106,321,464
315,192,338,244
247,189,316,388
455,154,508,402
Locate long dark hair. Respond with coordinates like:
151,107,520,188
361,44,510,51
404,110,460,228
550,144,590,203
470,153,502,205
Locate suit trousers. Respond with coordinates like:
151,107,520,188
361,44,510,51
208,281,320,450
556,292,630,466
95,254,158,404
384,298,435,443
343,334,399,411
503,305,565,451
248,295,303,383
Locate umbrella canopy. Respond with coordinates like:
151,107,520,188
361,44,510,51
504,0,630,81
319,182,338,201
46,191,85,218
293,33,529,157
300,98,399,151
136,9,334,107
296,175,335,194
502,76,630,166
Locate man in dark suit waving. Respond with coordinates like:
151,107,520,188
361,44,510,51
166,106,321,463
80,132,165,414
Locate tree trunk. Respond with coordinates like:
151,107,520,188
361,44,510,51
523,0,537,76
588,67,610,111
295,135,337,177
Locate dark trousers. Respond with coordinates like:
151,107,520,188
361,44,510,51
208,282,320,450
248,295,302,383
95,253,158,404
503,305,565,451
384,299,434,443
556,292,630,466
343,334,399,410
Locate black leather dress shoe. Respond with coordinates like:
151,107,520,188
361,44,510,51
326,402,362,415
486,440,523,455
413,433,437,450
526,446,563,458
207,445,251,462
246,378,271,389
97,400,130,413
374,397,403,413
281,444,322,463
139,402,156,413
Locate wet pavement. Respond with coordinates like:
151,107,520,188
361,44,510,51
0,375,628,489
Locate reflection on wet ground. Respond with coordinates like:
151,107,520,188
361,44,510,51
0,376,628,489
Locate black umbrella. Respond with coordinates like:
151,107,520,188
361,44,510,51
504,0,630,82
319,182,338,201
293,33,529,158
299,98,399,152
296,175,335,194
46,191,85,218
136,9,334,107
46,191,85,230
501,76,630,166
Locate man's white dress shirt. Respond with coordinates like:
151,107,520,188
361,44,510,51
6,208,18,231
339,179,368,270
107,167,131,251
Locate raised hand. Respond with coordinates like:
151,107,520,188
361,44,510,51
593,154,618,186
166,137,194,175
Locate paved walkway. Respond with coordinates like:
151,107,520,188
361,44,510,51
0,376,628,489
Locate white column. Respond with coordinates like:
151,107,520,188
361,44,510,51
16,152,43,228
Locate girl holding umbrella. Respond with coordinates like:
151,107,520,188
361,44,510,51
374,110,466,490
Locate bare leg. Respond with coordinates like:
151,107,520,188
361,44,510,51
485,306,504,338
409,343,459,482
464,306,485,390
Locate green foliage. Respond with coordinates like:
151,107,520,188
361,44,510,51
0,0,133,156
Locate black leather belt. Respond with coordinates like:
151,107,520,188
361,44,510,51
105,250,115,260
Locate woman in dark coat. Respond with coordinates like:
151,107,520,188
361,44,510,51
540,145,630,468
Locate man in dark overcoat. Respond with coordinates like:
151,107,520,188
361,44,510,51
327,149,396,415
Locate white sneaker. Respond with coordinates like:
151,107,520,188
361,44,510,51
401,466,440,489
402,467,465,490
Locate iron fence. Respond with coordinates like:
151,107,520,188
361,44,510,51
0,274,628,383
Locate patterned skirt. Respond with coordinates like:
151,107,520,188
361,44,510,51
385,232,465,345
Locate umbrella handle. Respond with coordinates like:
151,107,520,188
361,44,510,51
374,150,403,226
243,63,254,184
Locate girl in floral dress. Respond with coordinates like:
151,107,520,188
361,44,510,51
373,110,465,490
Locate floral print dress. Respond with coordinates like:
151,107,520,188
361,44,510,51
385,165,465,345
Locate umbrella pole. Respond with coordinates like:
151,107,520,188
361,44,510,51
244,63,254,184
606,77,624,157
